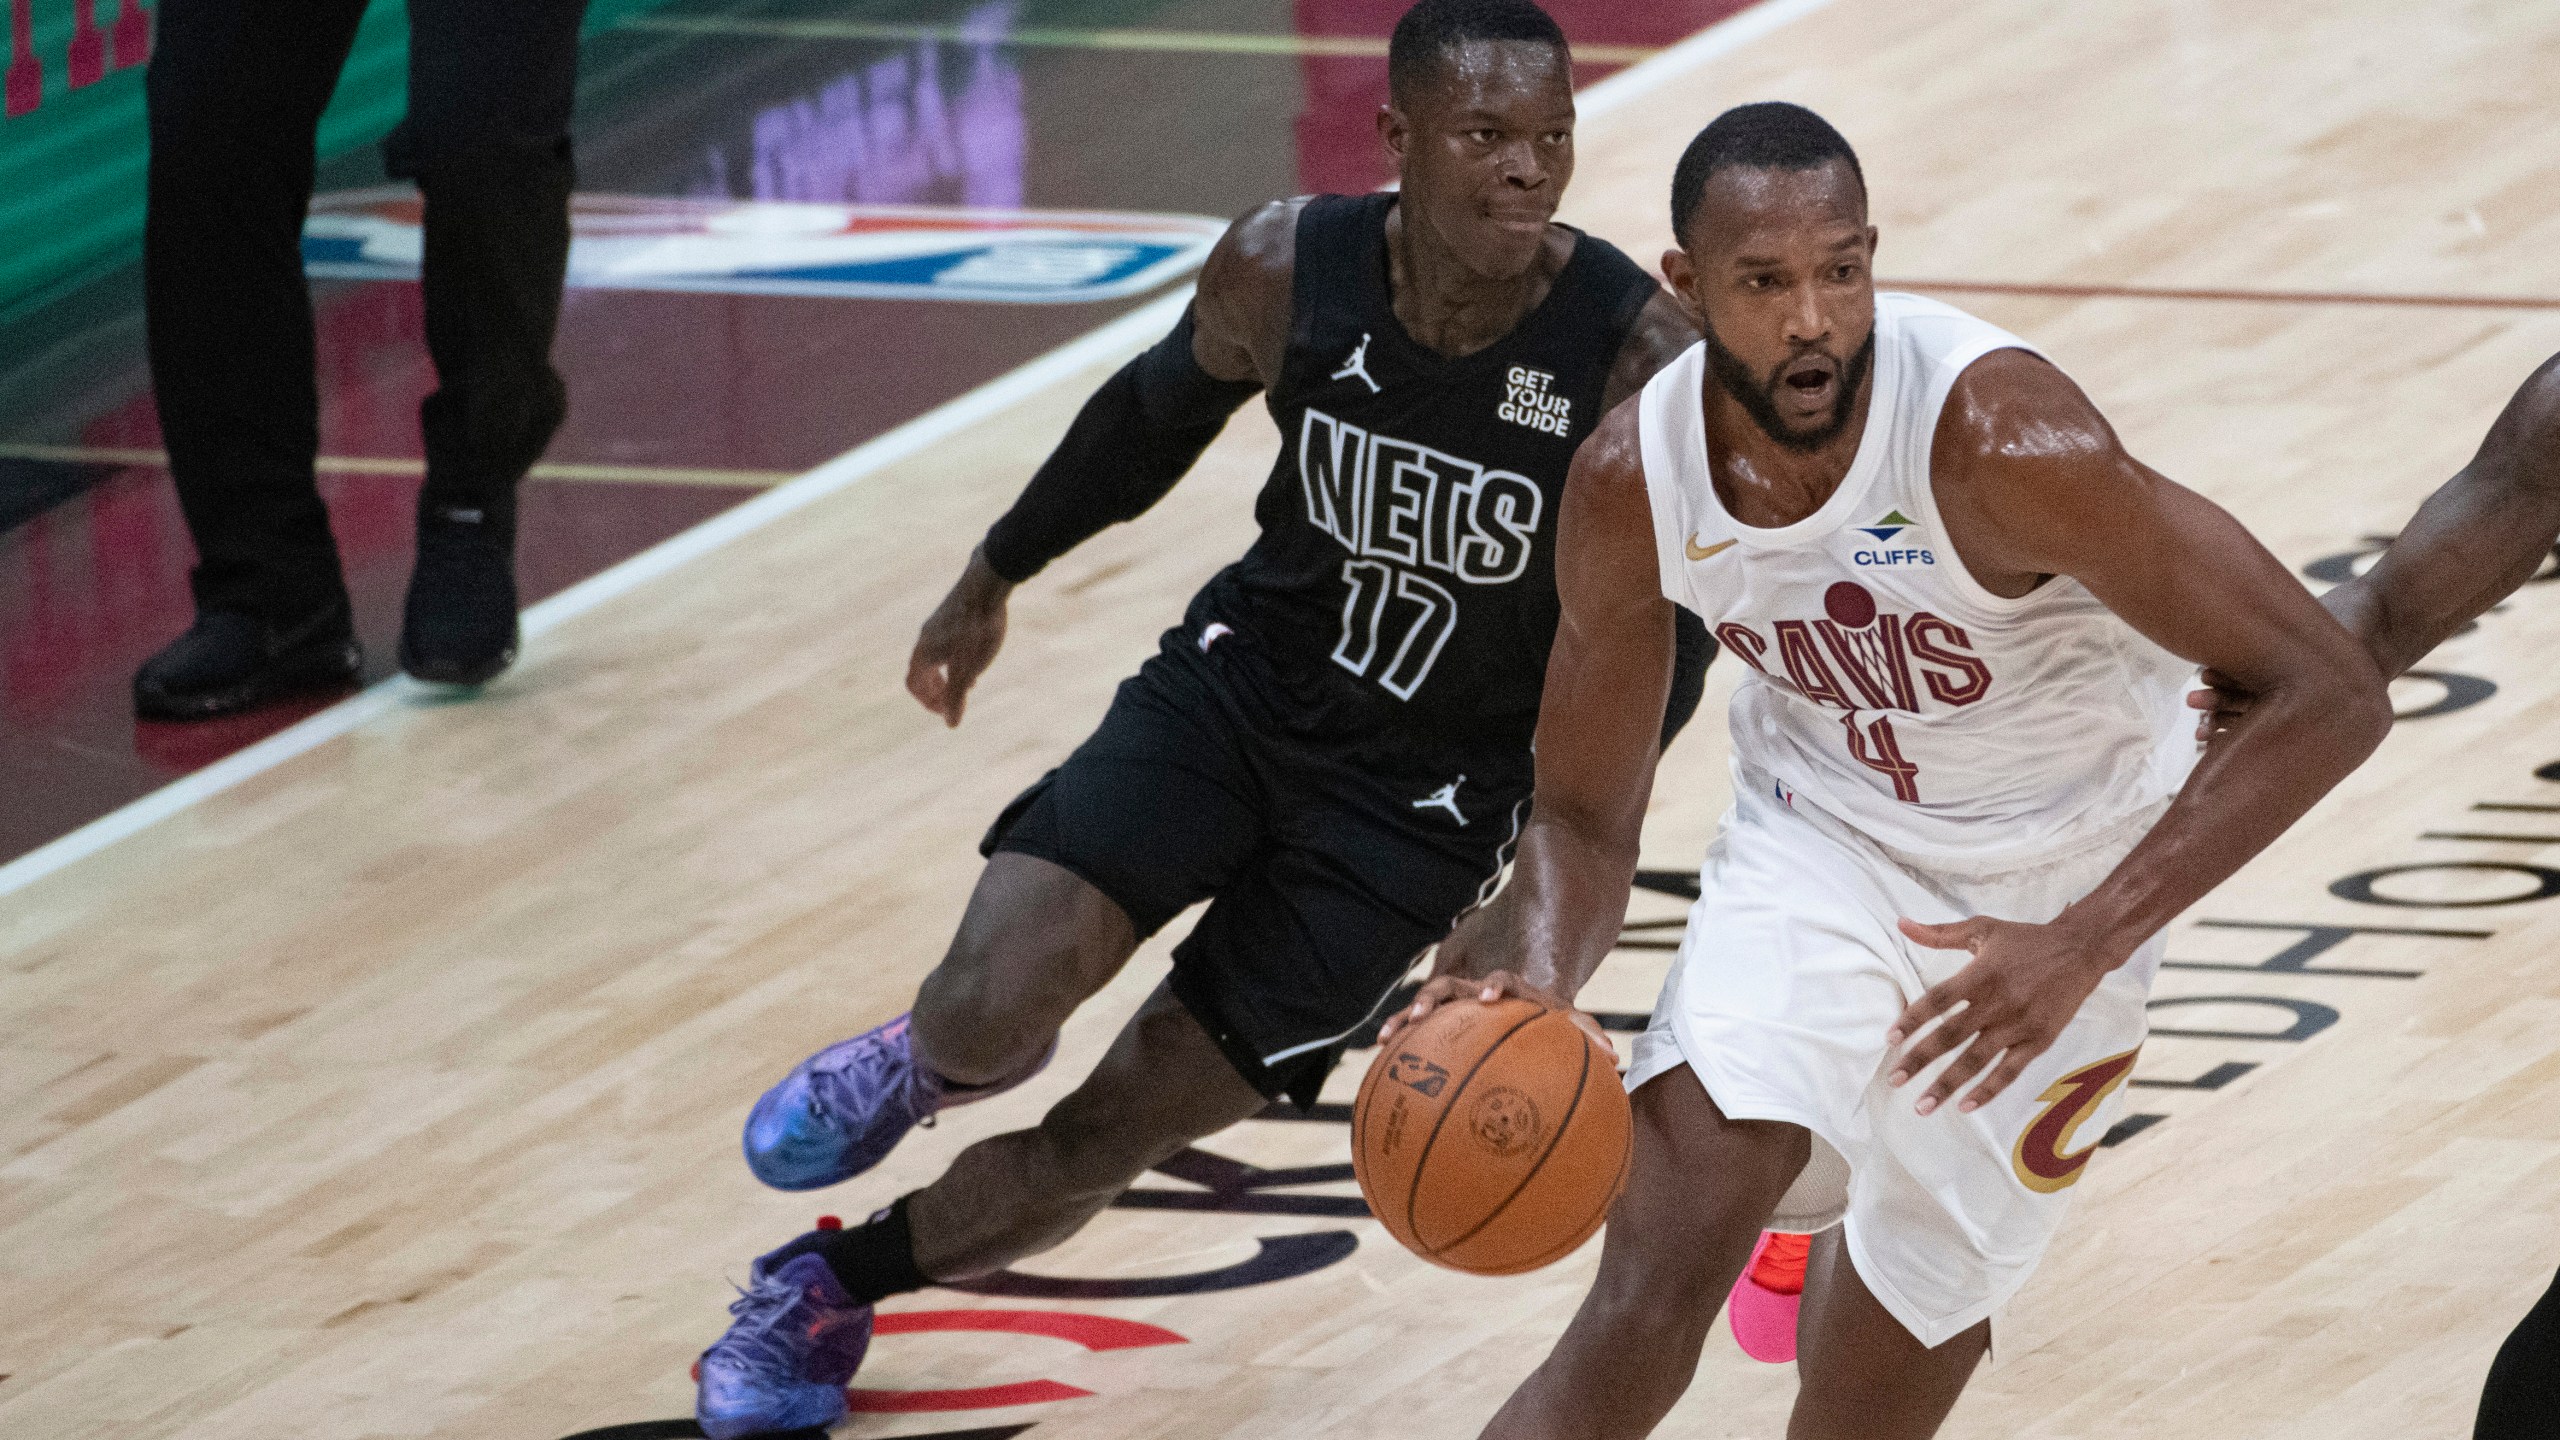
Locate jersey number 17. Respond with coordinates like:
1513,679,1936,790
1333,559,1459,700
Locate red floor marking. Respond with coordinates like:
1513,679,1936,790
1893,278,2560,312
872,1309,1187,1351
847,1309,1188,1414
847,1380,1093,1414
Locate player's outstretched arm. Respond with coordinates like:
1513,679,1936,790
2192,355,2560,738
2335,352,2560,675
1385,400,1674,1048
1888,350,2394,1115
904,200,1300,725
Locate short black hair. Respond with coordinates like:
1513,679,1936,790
1387,0,1569,106
1669,102,1866,246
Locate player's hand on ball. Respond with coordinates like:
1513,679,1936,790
1379,970,1610,1052
907,549,1013,727
1429,891,1519,981
1886,915,2119,1115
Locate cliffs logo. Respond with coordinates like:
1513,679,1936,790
1852,508,1935,568
300,190,1223,303
2010,1048,2140,1194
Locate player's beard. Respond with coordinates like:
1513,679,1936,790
1702,322,1876,454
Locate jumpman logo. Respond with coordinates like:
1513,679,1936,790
1333,332,1382,393
1413,775,1468,825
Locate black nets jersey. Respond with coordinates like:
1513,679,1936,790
1185,192,1662,758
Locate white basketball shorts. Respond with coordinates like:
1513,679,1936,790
1625,763,2164,1347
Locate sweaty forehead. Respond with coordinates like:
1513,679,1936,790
1688,162,1869,258
1404,39,1573,119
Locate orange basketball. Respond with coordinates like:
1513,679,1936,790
1351,995,1632,1276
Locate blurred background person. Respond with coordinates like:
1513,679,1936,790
134,0,591,719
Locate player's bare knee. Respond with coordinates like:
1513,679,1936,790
910,963,1019,1081
919,864,1135,1081
916,963,1064,1076
914,943,1090,1082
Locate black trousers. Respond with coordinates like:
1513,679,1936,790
2477,1263,2560,1438
144,0,589,622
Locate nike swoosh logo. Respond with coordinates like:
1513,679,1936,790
1685,534,1738,562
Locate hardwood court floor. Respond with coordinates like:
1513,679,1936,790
6,1,2560,1437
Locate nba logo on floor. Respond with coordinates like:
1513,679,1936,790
299,190,1227,303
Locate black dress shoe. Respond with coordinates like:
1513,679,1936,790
399,505,519,685
133,605,363,721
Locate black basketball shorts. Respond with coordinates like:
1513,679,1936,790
982,622,1529,1107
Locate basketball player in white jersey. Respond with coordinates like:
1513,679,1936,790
2192,352,2560,1440
1385,102,2393,1437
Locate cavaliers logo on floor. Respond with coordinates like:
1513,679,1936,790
2010,1048,2139,1194
301,189,1225,303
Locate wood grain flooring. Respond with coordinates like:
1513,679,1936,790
5,1,2558,1436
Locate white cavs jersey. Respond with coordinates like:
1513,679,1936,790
1635,293,2195,872
1624,294,2197,1345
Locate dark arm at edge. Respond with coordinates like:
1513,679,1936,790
2334,352,2560,677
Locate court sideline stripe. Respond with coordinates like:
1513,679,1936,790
0,0,1838,903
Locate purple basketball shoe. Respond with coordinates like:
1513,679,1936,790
694,1247,872,1439
742,1012,1056,1191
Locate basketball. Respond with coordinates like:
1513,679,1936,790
1352,995,1633,1276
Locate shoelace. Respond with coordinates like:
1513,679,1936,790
802,1028,930,1132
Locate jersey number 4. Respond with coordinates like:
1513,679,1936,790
1334,559,1459,700
1842,712,1921,802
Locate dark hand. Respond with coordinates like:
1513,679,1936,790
1430,891,1519,982
2185,667,2251,742
1886,914,2121,1114
2194,575,2399,741
1375,969,1611,1052
906,549,1013,727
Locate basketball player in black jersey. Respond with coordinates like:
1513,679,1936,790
2191,353,2560,1440
687,4,1708,1433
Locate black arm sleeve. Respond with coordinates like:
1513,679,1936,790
1659,606,1717,751
980,307,1264,583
